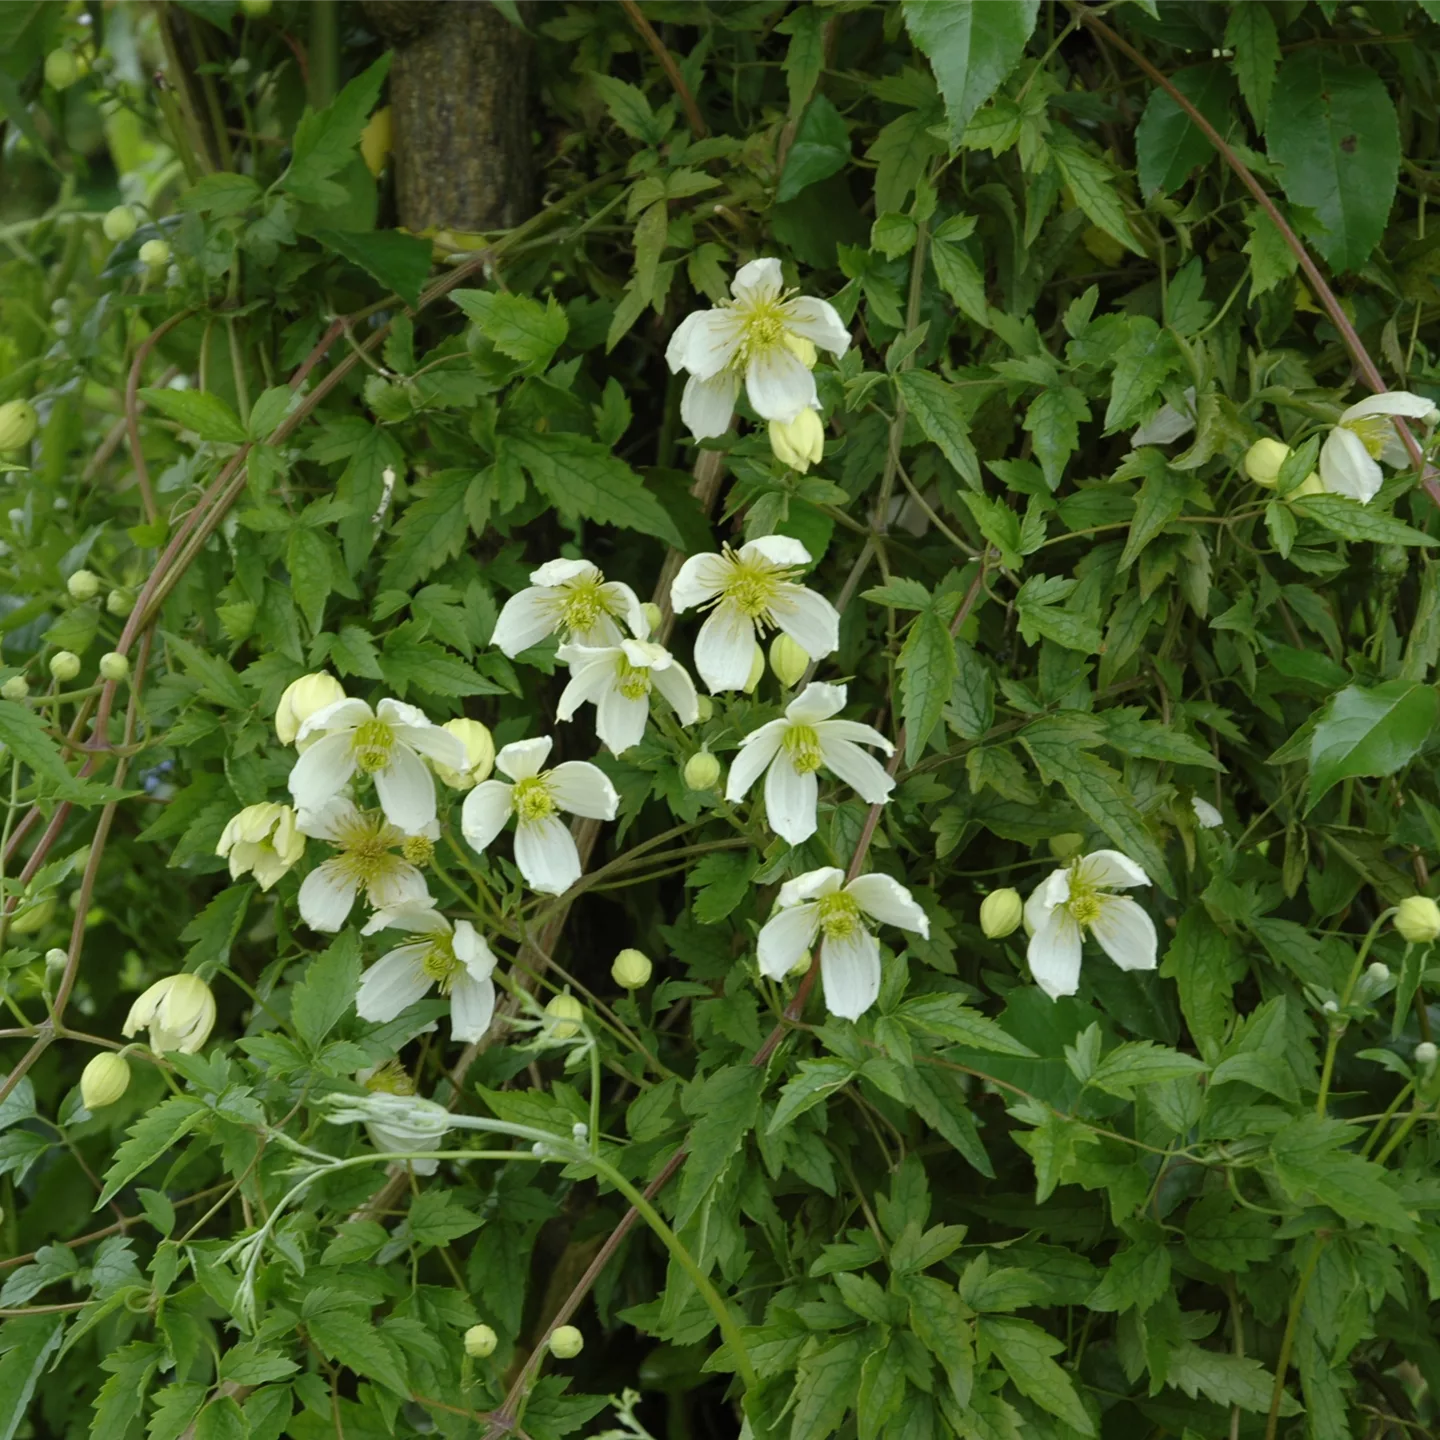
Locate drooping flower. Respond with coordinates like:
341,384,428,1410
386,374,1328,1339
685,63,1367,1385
460,737,619,894
492,559,644,658
1023,850,1157,999
288,697,465,836
665,257,850,439
295,797,434,931
357,902,498,1042
671,536,839,693
216,802,304,890
726,682,894,846
326,1086,454,1167
556,611,699,755
1317,391,1438,504
757,866,928,1020
123,973,217,1054
769,407,825,472
275,672,347,747
354,1060,440,1176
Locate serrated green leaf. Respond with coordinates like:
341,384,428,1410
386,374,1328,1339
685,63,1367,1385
96,1097,204,1209
896,369,980,487
980,1315,1094,1434
291,930,359,1051
768,1060,855,1133
900,607,958,764
136,388,247,445
453,290,569,370
1306,680,1437,810
306,1308,410,1396
1295,494,1439,547
675,1065,765,1230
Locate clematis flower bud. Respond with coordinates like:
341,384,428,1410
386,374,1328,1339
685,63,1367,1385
768,408,825,473
684,750,721,791
769,633,808,688
640,602,664,633
274,672,346,746
464,1324,497,1359
980,888,1023,939
1395,896,1440,945
612,948,652,989
1048,833,1084,861
435,717,495,789
138,239,171,268
545,994,584,1040
123,973,216,1054
9,896,56,935
44,49,79,89
98,653,129,682
103,206,138,243
67,569,99,601
1244,438,1291,487
742,644,764,694
549,1325,584,1359
0,400,38,451
81,1052,131,1109
1,675,28,701
50,651,80,682
694,695,714,723
107,587,135,617
1416,1041,1438,1073
217,802,304,890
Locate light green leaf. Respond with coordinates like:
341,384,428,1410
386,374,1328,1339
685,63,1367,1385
96,1097,205,1209
1160,909,1236,1061
1087,1041,1207,1099
675,1065,765,1229
778,4,826,115
306,1308,410,1396
291,930,360,1051
899,995,1036,1057
1049,131,1145,256
1225,4,1279,128
137,388,247,446
1165,1343,1297,1415
1295,494,1439,547
0,1317,64,1440
1306,680,1438,810
452,290,569,370
1270,1114,1415,1231
768,1060,855,1133
980,1316,1095,1434
896,369,981,487
283,54,392,201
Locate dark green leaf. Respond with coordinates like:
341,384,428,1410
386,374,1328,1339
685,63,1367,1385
1306,680,1437,810
291,930,359,1050
310,229,433,307
136,389,247,445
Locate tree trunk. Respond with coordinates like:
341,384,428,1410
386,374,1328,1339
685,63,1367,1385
363,0,534,233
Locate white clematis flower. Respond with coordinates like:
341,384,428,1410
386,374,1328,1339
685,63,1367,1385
355,1061,441,1175
556,610,699,755
1024,850,1157,999
1317,391,1438,504
492,559,644,657
216,802,304,890
757,866,929,1021
665,257,850,438
123,973,217,1054
461,737,619,894
1191,795,1223,830
288,697,465,836
671,535,839,693
726,682,894,846
357,902,498,1042
295,797,435,931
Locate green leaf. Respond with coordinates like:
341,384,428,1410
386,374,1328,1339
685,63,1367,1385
291,930,359,1050
91,1340,161,1440
1270,1114,1415,1231
180,884,252,971
96,1097,204,1209
903,1273,974,1406
1294,494,1439,547
286,525,332,633
0,1317,64,1440
1024,384,1090,490
686,851,757,924
675,1065,765,1230
1084,1238,1170,1313
166,636,251,709
0,700,77,793
900,607,959,764
1160,909,1236,1061
1087,1041,1207,1099
1118,462,1185,567
1266,50,1400,272
901,0,1041,147
899,994,1036,1057
1049,131,1144,257
1306,680,1438,810
790,1334,865,1440
590,74,661,144
1225,4,1279,129
380,471,473,592
176,173,262,219
777,94,851,203
1135,64,1234,198
1165,1343,1296,1415
452,290,569,370
407,1191,482,1245
381,629,506,699
768,1059,855,1133
778,4,826,115
896,370,980,487
1105,319,1182,434
137,388,247,445
310,229,433,307
980,1316,1095,1435
1015,577,1102,654
931,225,988,325
194,1398,247,1440
283,54,392,202
306,1308,410,1397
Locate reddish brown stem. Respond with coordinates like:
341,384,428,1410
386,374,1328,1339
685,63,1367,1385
618,0,707,139
124,310,193,525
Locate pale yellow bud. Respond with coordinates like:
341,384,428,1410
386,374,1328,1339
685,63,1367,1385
1,676,28,701
1395,896,1440,945
9,896,56,935
98,653,129,682
217,802,304,890
640,602,664,633
102,206,138,243
1244,437,1291,487
1292,471,1324,497
1048,833,1084,861
44,49,79,89
545,994,584,1039
742,644,764,694
123,973,217,1054
787,952,812,978
549,1325,584,1359
463,1323,497,1358
684,750,721,791
360,104,391,175
275,672,346,746
67,569,100,601
138,239,170,268
695,695,714,723
612,948,652,989
769,633,809,688
106,587,135,617
436,717,495,788
0,399,38,451
81,1052,131,1109
768,409,825,473
49,651,80,682
783,333,818,369
980,888,1023,940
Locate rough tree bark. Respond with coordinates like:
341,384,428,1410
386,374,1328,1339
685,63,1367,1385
362,0,535,233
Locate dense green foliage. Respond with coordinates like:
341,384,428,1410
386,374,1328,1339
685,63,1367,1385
6,2,1440,1438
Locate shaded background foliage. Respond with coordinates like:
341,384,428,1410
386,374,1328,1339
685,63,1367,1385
4,2,1440,1438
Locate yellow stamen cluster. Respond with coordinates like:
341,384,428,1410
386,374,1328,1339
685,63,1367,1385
401,833,435,867
783,723,824,775
721,547,796,620
421,938,462,992
352,718,395,774
512,775,557,823
1344,414,1392,459
331,812,407,887
615,657,651,701
815,890,862,942
1065,871,1102,928
364,1059,416,1096
557,578,609,635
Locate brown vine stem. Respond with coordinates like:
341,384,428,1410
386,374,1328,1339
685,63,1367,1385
618,0,707,139
124,309,194,525
482,559,990,1435
1070,4,1440,507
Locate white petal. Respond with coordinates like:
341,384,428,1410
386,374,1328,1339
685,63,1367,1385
694,601,759,693
298,863,360,932
531,558,599,587
515,815,582,894
780,295,851,356
449,973,497,1043
1340,391,1438,423
1028,909,1084,999
725,720,787,801
786,681,847,723
819,737,896,806
732,257,784,302
740,535,813,569
492,587,559,657
1024,869,1071,935
846,874,929,937
298,696,372,741
764,754,819,845
1319,427,1383,503
671,551,731,614
296,794,360,841
362,901,450,937
1074,850,1149,890
650,660,699,725
770,584,840,661
815,719,895,755
596,687,650,754
454,921,497,980
680,371,741,440
669,309,744,380
820,927,882,1021
756,903,821,979
356,948,433,1023
461,781,514,853
497,736,552,781
548,760,619,819
1191,796,1223,829
600,582,646,639
745,345,817,422
288,732,359,811
373,744,438,835
665,309,711,374
776,867,844,908
397,723,467,772
1089,895,1158,972
555,654,617,720
366,861,432,911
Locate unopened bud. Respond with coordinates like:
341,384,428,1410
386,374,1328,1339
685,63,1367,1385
1415,1041,1438,1071
1291,472,1324,498
1,675,28,701
102,206,138,243
545,994,584,1040
276,672,346,746
769,633,808,688
436,717,495,788
0,399,38,451
1244,437,1291,487
138,238,170,268
1367,962,1390,983
463,1323,497,1358
67,569,100,601
1395,896,1440,945
768,408,825,472
742,643,764,694
44,49,79,89
683,750,721,791
99,652,129,682
10,897,56,935
549,1325,584,1359
980,888,1023,940
80,1052,131,1109
640,601,663,634
49,651,80,682
694,695,714,723
1048,833,1084,861
123,972,216,1054
612,948,652,989
106,587,135,617
45,946,67,975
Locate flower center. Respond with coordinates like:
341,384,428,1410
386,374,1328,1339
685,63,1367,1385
783,723,824,774
616,657,652,701
352,718,395,774
558,577,609,636
1344,413,1392,460
401,833,434,867
722,550,795,621
333,814,405,886
815,890,862,941
731,295,792,366
512,774,556,823
1066,874,1103,930
365,1060,415,1096
420,937,462,992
